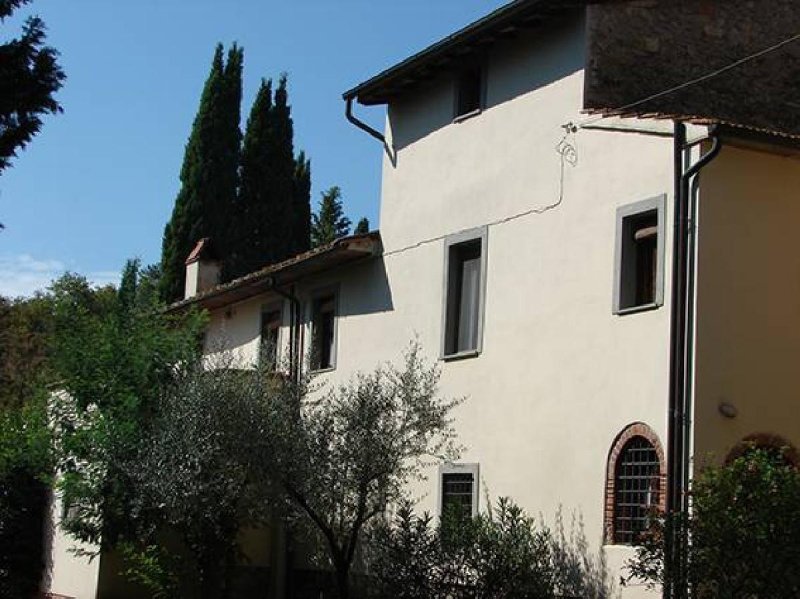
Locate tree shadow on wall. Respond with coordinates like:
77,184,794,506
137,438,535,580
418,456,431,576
550,506,618,599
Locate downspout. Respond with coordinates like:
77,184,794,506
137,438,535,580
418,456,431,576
345,96,385,144
665,124,722,599
266,282,303,599
345,97,396,164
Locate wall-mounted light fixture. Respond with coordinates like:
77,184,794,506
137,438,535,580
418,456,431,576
718,402,738,419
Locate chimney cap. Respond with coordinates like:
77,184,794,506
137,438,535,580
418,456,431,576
185,238,219,265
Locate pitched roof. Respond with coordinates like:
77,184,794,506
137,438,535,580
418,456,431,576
168,232,382,312
343,0,587,106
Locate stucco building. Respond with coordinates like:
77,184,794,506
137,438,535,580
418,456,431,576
45,1,800,598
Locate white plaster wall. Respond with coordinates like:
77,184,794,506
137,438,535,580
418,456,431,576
44,493,100,599
202,14,674,598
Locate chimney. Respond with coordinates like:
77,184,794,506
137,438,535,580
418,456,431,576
184,238,221,299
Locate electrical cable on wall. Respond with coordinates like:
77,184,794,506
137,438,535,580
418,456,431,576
381,125,578,259
379,26,800,261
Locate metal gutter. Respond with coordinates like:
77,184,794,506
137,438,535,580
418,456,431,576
665,123,722,599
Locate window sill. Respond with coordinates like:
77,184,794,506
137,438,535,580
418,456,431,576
441,349,480,362
310,365,336,375
452,108,482,124
614,302,662,316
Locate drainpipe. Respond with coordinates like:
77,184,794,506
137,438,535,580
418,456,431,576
265,281,303,599
665,124,722,599
345,97,397,164
345,97,385,144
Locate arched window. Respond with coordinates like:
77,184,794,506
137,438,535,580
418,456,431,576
605,423,666,545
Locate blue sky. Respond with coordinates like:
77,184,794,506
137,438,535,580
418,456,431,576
0,0,508,297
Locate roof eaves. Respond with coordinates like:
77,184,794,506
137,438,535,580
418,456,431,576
343,0,559,105
585,107,800,142
166,231,382,313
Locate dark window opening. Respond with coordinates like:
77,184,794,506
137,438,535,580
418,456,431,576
311,294,336,370
455,66,483,118
613,436,660,545
444,239,482,356
442,472,474,519
260,308,281,369
619,210,658,310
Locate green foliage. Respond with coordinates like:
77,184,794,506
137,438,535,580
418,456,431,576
626,447,800,598
0,292,55,411
51,263,206,551
160,43,242,302
119,542,179,599
311,186,352,247
354,217,370,235
0,396,53,599
0,0,66,175
230,74,311,279
270,343,461,599
126,357,277,596
292,149,312,256
127,341,457,599
369,500,613,599
370,498,554,599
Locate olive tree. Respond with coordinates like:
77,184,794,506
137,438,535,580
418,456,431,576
260,343,462,599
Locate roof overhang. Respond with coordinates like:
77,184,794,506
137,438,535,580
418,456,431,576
167,232,382,313
343,0,588,106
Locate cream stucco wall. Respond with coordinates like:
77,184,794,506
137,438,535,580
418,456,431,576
694,144,800,466
44,492,101,599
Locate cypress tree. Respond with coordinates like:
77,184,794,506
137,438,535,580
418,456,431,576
270,75,302,260
159,44,242,302
311,186,351,247
231,74,311,278
229,78,274,279
291,151,312,255
354,217,370,235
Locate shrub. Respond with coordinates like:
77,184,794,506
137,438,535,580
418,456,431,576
0,398,53,599
369,497,556,599
626,447,800,598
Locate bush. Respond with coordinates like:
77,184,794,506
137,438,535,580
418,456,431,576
368,497,612,599
0,398,53,599
626,447,800,598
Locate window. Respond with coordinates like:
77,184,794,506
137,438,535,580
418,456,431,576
614,437,660,544
605,423,665,545
442,228,488,359
454,64,484,119
310,292,337,371
439,463,479,519
613,195,666,314
260,306,282,368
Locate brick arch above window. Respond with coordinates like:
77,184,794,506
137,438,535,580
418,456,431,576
725,432,799,468
604,422,666,545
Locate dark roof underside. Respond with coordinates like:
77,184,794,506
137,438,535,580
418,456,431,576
343,0,587,106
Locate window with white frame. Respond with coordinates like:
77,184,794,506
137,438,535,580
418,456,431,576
439,463,479,520
310,291,337,371
442,228,488,359
613,195,666,314
260,305,282,369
